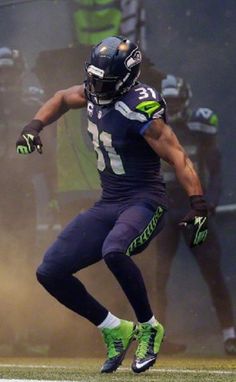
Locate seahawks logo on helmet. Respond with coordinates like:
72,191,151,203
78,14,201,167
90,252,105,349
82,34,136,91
125,48,142,69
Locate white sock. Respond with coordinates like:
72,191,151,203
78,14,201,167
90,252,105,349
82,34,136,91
97,312,121,329
142,315,157,326
223,327,236,342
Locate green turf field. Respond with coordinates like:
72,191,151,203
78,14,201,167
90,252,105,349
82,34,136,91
0,356,236,382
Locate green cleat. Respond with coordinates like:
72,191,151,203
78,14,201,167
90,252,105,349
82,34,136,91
132,321,165,373
101,320,136,373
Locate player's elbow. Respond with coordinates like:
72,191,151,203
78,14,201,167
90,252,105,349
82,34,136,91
54,90,66,103
53,90,70,113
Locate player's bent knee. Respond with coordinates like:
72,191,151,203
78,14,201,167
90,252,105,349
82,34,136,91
36,263,62,287
103,252,132,276
103,251,122,265
36,268,49,287
36,264,52,285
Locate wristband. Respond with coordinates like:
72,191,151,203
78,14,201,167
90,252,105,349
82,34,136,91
190,195,208,214
23,119,44,133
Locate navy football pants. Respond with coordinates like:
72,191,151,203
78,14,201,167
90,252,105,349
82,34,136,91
37,199,165,325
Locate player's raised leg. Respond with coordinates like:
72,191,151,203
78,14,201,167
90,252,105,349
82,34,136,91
103,202,166,373
36,202,136,373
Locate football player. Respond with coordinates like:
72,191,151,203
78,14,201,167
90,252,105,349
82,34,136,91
156,74,236,355
16,37,208,372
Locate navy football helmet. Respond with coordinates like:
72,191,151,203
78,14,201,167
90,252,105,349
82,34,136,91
85,36,142,105
161,74,192,122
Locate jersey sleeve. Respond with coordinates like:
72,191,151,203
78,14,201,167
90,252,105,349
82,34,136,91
115,84,167,135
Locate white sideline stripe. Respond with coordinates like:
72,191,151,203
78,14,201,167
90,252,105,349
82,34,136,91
0,364,236,376
0,380,81,382
0,364,70,369
122,367,236,374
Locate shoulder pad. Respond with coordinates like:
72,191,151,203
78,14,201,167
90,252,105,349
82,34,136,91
117,83,166,121
188,107,219,134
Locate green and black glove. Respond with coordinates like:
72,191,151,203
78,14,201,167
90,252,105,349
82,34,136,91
16,119,44,154
179,195,208,247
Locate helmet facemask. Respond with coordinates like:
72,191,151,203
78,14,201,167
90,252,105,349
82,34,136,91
85,64,120,105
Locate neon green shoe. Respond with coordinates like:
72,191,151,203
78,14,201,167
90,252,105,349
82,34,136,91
101,320,136,373
132,321,165,373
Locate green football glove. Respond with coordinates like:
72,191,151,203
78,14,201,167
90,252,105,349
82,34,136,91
179,195,208,247
16,119,44,154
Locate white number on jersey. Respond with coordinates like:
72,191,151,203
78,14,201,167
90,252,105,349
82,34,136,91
135,87,157,100
88,121,125,175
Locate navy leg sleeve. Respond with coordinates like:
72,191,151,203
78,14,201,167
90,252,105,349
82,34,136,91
104,252,153,323
155,218,180,325
36,271,108,326
36,203,115,325
103,203,166,322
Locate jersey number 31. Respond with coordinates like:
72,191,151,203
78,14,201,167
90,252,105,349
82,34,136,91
88,122,125,175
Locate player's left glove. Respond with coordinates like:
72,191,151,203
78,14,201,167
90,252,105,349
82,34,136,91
179,195,208,247
16,119,43,154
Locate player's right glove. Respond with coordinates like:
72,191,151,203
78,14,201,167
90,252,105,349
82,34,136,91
179,195,208,247
16,119,44,154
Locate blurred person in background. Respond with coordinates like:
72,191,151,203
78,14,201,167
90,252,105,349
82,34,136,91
0,46,52,354
0,45,56,255
0,46,42,257
16,36,209,373
156,74,236,355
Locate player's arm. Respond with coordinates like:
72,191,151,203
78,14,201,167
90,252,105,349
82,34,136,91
16,84,87,154
144,118,208,247
144,118,203,196
34,84,87,125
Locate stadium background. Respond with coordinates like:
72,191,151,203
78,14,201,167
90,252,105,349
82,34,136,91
0,0,235,357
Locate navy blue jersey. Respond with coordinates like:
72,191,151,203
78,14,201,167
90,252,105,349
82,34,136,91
86,82,168,208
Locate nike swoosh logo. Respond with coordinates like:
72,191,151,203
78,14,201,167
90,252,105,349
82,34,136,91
135,357,156,369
